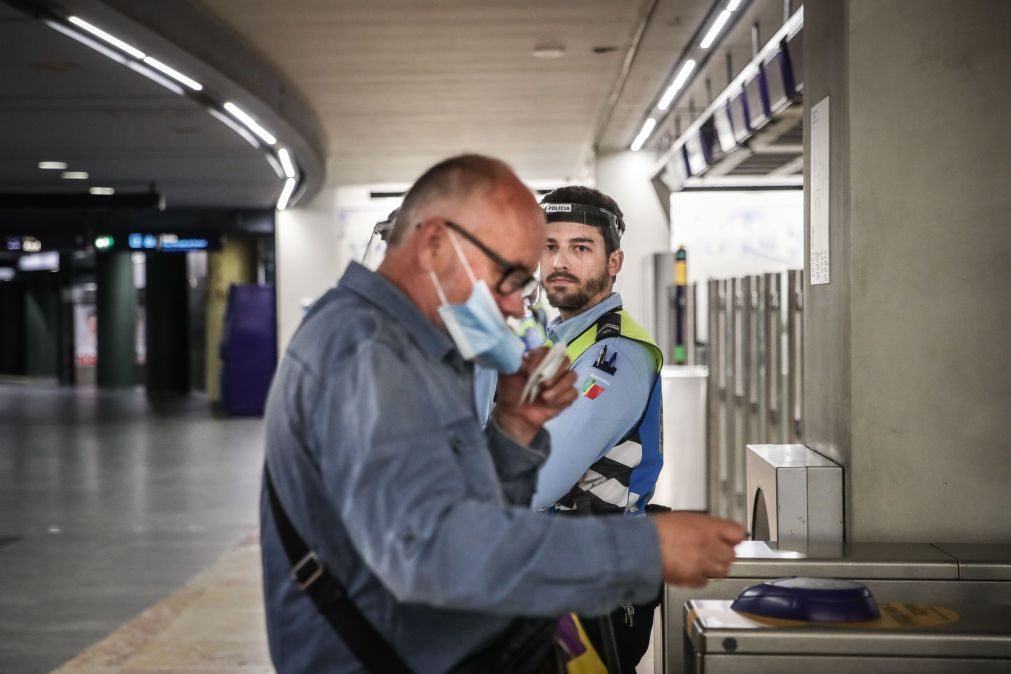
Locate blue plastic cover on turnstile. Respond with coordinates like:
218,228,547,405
220,284,277,416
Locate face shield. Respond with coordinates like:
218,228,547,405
361,208,398,269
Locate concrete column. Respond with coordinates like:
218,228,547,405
595,151,672,333
96,252,136,388
205,237,256,403
145,253,190,395
275,185,343,354
804,0,1011,542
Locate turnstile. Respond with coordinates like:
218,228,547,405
658,542,1011,673
683,598,1011,672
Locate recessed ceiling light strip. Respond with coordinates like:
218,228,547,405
653,6,804,170
41,11,300,207
630,0,753,151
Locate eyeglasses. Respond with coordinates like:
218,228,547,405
442,220,538,297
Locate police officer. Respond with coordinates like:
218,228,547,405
533,186,665,672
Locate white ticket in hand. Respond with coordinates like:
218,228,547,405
520,342,568,404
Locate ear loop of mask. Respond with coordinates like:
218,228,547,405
428,226,476,306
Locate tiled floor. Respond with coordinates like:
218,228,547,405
0,383,265,673
55,534,271,673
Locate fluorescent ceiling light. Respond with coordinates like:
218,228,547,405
276,177,297,211
141,56,203,91
68,16,146,59
224,102,277,146
62,171,89,180
127,61,184,95
89,187,115,195
38,161,68,170
208,108,260,149
278,148,297,179
265,154,284,179
701,10,732,49
657,59,697,111
727,0,744,11
630,118,657,152
46,20,127,64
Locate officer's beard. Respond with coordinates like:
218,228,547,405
543,268,611,314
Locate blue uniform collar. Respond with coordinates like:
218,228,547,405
547,293,623,345
340,262,456,362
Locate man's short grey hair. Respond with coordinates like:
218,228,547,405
387,154,512,246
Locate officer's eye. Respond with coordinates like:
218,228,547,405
574,245,590,253
545,243,557,252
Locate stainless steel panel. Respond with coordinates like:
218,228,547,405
731,278,746,525
653,252,676,362
685,283,696,365
933,543,1011,581
686,599,1011,658
787,269,803,441
663,542,963,672
763,273,784,444
706,279,722,515
667,579,1011,673
694,654,1009,674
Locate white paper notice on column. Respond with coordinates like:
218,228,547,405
809,96,830,285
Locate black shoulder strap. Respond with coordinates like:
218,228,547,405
263,465,413,674
594,308,622,341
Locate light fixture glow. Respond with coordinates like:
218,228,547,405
630,118,657,152
208,108,260,149
126,61,185,95
38,161,68,170
276,177,297,211
727,0,744,11
46,20,128,64
68,16,146,59
141,56,203,91
701,10,732,48
94,236,115,249
278,148,297,179
265,154,284,179
89,187,115,195
223,102,277,146
657,59,697,111
62,171,89,180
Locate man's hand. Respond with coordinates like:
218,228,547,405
653,512,746,587
492,346,578,445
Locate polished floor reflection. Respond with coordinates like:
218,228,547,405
0,383,264,673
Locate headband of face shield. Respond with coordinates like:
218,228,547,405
541,202,623,251
361,209,398,268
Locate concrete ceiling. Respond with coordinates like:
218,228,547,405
0,0,801,212
197,0,676,185
0,1,283,210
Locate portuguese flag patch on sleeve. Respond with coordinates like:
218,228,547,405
580,375,606,400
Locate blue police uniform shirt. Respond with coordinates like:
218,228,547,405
261,263,662,674
531,293,658,510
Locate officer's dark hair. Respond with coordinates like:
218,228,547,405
539,186,626,256
388,154,510,246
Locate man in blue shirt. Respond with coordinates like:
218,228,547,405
532,186,667,672
260,155,744,673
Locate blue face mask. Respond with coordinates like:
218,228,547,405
430,231,525,374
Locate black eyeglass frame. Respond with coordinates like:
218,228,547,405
441,220,538,297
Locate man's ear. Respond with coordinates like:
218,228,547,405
415,218,445,273
608,249,624,277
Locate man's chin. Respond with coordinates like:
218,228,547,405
545,289,586,311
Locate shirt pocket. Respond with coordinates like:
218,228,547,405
443,417,505,504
